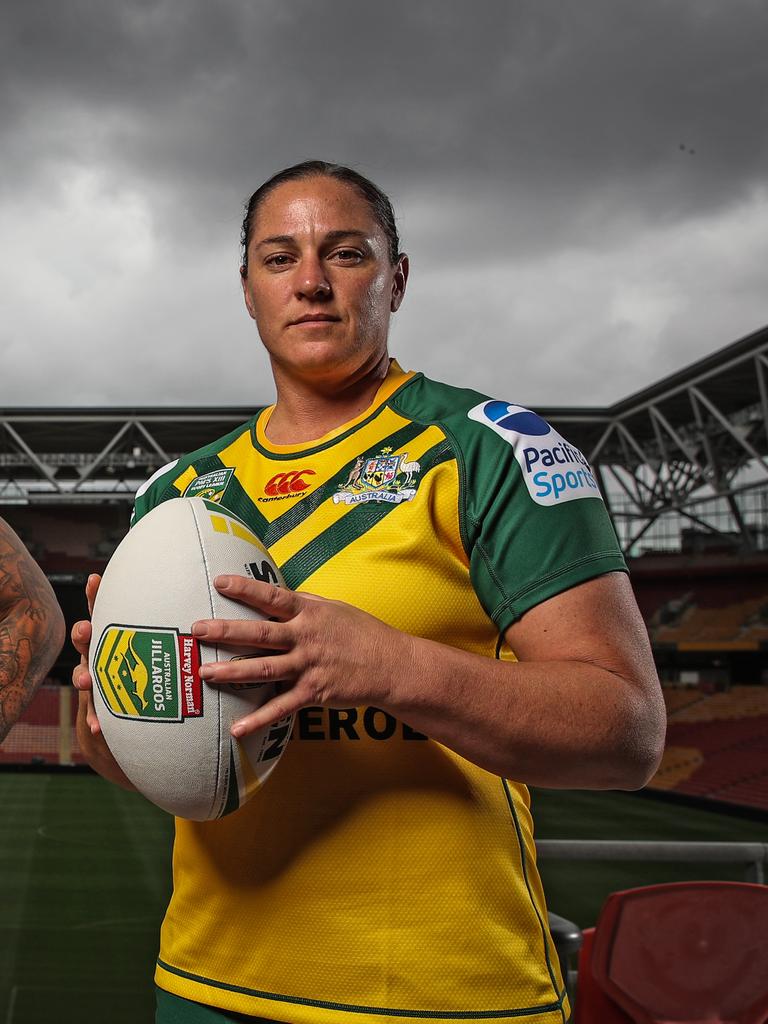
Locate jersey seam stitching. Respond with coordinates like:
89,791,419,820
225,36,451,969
499,780,568,1024
489,550,627,625
389,385,473,564
474,537,511,618
155,957,566,1018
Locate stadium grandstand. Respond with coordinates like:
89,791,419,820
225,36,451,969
1,324,767,1021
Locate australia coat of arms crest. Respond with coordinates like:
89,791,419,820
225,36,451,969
333,448,420,506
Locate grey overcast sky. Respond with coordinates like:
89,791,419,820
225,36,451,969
2,0,767,409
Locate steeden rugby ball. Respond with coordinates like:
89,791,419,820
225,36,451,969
89,497,292,820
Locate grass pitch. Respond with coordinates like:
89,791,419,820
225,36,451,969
0,774,765,1023
0,774,172,1024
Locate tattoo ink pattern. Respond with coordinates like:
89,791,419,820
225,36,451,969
0,519,65,742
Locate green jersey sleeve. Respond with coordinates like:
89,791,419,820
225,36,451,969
454,399,626,633
390,373,627,635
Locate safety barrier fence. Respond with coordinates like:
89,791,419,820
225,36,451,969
536,838,768,883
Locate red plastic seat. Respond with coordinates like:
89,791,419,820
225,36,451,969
573,927,632,1023
573,881,768,1024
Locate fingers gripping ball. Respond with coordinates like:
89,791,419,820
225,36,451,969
89,498,293,820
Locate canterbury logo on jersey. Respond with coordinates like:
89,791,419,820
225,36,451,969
259,469,316,502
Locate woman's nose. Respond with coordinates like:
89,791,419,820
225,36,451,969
295,257,331,299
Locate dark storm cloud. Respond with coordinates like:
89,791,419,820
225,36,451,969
1,0,767,406
5,0,767,238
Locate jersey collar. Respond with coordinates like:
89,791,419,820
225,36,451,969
252,359,416,458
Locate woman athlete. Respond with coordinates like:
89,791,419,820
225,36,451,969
73,161,665,1024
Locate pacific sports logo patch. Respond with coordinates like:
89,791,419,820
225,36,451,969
94,625,203,722
467,401,601,506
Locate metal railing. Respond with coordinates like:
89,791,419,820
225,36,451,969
536,839,768,883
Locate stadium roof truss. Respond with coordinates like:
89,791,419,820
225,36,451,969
0,411,252,505
547,325,768,552
1,325,767,554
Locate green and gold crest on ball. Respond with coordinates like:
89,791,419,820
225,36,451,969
94,625,203,722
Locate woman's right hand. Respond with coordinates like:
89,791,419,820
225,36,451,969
71,573,136,790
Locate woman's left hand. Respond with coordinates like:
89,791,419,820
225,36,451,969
193,575,411,737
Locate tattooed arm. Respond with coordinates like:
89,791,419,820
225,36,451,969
0,519,66,742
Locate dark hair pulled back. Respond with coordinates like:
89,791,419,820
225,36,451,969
240,160,401,273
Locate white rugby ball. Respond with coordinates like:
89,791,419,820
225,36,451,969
89,497,293,820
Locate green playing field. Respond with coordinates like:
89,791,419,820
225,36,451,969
0,775,172,1024
0,774,765,1023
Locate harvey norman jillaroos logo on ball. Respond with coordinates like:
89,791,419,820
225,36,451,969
467,401,601,507
333,448,420,506
94,625,203,722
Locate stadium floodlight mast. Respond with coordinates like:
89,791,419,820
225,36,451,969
1,325,767,553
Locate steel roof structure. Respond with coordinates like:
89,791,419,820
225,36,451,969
2,324,767,554
549,324,768,552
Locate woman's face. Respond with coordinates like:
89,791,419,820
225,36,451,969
241,176,408,388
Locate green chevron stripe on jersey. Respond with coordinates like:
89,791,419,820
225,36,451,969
213,468,271,541
156,481,183,504
281,439,454,589
178,451,271,540
262,420,431,548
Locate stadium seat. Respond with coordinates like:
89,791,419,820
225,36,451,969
573,881,768,1024
573,927,631,1023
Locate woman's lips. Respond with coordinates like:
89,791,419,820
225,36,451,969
289,314,341,326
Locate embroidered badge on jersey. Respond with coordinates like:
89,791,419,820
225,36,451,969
183,468,235,504
333,448,421,506
467,401,601,506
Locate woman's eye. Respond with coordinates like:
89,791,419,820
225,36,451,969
332,249,363,263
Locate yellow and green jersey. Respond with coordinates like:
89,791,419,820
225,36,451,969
133,360,626,1024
